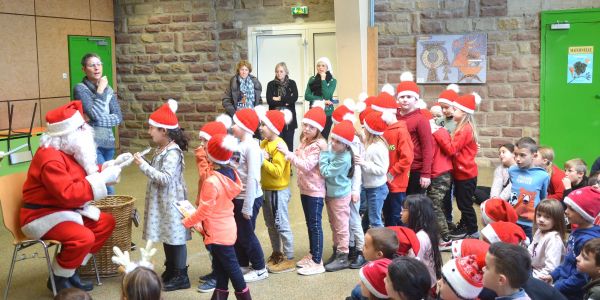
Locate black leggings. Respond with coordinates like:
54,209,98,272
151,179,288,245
454,177,478,232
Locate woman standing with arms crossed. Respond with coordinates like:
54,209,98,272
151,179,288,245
304,57,337,139
266,62,298,152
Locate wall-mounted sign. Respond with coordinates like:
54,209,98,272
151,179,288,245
567,46,593,84
291,6,308,16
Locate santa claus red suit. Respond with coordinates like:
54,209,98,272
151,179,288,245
19,101,123,292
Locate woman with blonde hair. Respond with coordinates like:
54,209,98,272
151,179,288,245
266,62,298,151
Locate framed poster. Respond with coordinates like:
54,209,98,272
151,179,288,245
416,33,487,84
567,46,593,84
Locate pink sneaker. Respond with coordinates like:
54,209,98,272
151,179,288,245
296,254,313,268
296,259,325,276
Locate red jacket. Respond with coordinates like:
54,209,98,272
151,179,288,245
433,123,478,181
547,165,566,200
397,110,434,178
383,120,414,193
431,131,453,178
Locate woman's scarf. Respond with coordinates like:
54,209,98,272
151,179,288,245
273,75,290,98
238,75,255,108
309,71,333,98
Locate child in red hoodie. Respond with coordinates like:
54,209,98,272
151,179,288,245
432,93,480,240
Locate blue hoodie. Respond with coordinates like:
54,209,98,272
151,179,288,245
319,150,352,198
508,165,550,227
551,225,600,300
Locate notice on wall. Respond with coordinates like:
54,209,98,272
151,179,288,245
567,46,593,84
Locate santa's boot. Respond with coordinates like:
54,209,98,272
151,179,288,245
210,288,229,300
47,273,73,293
69,270,93,291
235,287,252,300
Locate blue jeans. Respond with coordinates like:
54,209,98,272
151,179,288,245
207,244,246,292
383,191,406,227
364,184,389,227
95,147,115,195
233,197,265,270
351,284,368,300
300,194,324,263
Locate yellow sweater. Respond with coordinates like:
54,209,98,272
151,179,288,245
260,137,291,191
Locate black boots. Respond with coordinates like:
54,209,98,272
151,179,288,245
161,261,173,282
47,274,73,293
68,271,93,291
349,251,367,269
163,266,191,291
324,251,350,272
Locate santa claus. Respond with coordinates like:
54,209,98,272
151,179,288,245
20,101,131,293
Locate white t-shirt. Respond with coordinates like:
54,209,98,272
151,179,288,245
416,230,437,287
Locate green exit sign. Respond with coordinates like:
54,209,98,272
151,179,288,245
291,6,308,15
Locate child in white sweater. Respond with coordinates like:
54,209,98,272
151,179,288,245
528,199,566,279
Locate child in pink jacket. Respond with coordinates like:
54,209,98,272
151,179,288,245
182,134,250,300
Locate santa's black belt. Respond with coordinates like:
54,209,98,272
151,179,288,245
23,203,77,211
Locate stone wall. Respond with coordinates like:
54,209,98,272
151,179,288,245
375,0,600,165
114,0,334,148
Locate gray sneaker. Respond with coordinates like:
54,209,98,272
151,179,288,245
324,251,350,272
197,276,216,293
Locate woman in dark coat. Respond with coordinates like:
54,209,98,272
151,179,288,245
222,60,262,117
266,62,298,151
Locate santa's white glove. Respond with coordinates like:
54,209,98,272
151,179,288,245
112,246,137,274
77,204,101,221
115,153,134,168
99,166,122,185
139,240,157,269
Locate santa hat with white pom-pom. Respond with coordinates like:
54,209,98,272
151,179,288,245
438,84,460,105
149,99,179,129
302,101,326,132
199,114,232,141
372,84,399,115
364,110,395,136
332,98,356,124
396,72,420,99
207,134,239,164
453,92,482,114
256,105,292,135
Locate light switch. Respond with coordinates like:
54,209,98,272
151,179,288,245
62,73,68,79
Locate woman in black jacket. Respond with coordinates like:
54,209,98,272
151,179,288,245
266,62,298,151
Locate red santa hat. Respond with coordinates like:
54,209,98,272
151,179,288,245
149,99,179,129
302,101,326,132
256,106,292,135
206,134,238,164
233,108,259,135
359,258,392,299
437,84,460,106
480,221,527,245
564,186,600,223
388,226,420,257
332,98,356,124
451,238,489,269
442,255,484,299
396,72,420,99
372,92,398,115
329,120,355,147
356,95,377,125
45,100,86,136
199,114,232,141
480,197,518,225
453,92,481,114
364,110,395,136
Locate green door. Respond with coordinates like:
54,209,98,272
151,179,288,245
67,35,113,99
541,9,600,169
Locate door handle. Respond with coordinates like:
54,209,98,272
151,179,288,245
596,94,600,99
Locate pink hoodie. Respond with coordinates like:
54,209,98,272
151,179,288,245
286,138,327,198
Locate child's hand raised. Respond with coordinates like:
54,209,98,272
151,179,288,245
133,152,145,165
276,142,290,156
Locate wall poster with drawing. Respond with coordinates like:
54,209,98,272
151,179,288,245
416,33,487,84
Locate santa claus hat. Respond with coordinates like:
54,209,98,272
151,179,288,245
453,92,481,114
302,101,326,132
149,99,179,129
359,258,392,299
233,108,259,135
316,57,333,74
388,226,420,257
332,98,356,124
451,238,489,269
442,255,484,299
256,106,292,135
438,84,460,105
564,186,600,223
481,198,518,225
396,72,420,99
381,83,395,96
45,101,86,136
364,110,394,136
199,114,232,141
372,92,398,115
206,134,238,164
481,221,527,245
329,120,355,147
356,95,377,125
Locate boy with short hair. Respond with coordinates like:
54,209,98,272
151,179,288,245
563,158,588,198
483,242,532,299
508,140,550,240
577,238,600,300
542,186,600,300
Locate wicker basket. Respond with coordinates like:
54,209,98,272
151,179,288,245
79,195,135,277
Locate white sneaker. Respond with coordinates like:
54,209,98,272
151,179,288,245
296,260,325,276
243,268,269,283
240,266,252,275
296,254,313,268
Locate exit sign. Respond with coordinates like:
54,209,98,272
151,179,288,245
291,6,308,15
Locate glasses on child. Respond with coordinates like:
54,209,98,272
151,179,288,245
86,62,103,68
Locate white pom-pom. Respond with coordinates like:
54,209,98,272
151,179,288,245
343,98,356,111
215,114,232,129
254,105,267,118
446,83,459,93
342,113,355,123
221,135,239,152
282,109,293,125
381,110,397,125
400,71,414,82
381,83,395,96
416,99,427,109
167,99,178,113
358,92,368,103
312,100,326,110
430,105,442,116
472,92,482,105
356,101,367,113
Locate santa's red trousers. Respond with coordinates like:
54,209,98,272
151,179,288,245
43,212,115,270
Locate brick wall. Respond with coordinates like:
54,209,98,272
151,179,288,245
115,0,334,149
375,0,599,165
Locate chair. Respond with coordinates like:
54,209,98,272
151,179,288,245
0,172,101,299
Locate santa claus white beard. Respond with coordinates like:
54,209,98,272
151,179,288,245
40,124,99,175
